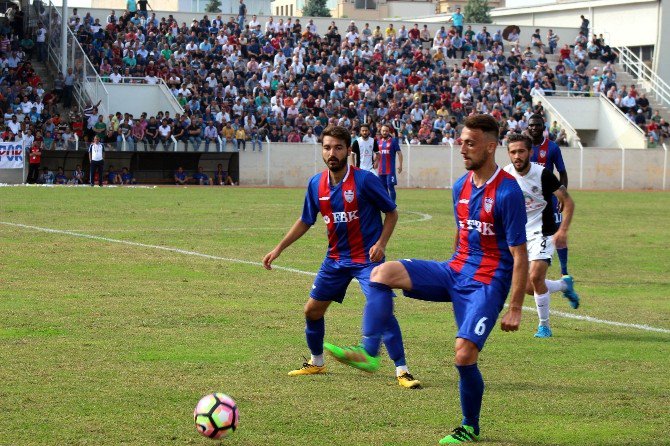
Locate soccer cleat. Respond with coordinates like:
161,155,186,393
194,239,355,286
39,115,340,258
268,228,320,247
562,275,580,309
439,425,480,444
397,372,422,389
534,325,553,338
287,359,326,377
323,343,380,373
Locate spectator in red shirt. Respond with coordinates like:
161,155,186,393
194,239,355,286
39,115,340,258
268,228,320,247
27,142,42,184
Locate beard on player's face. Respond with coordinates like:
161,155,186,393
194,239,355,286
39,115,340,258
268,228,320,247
465,156,487,171
325,154,348,172
513,156,530,172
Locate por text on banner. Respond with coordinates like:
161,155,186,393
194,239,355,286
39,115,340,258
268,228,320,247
0,142,24,169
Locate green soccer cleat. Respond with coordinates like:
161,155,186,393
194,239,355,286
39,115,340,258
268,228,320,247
323,343,380,373
439,425,480,444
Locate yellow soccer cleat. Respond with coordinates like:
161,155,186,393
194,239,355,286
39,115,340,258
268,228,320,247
397,372,422,389
288,359,327,377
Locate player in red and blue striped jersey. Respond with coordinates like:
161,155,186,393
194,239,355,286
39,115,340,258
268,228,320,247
263,125,421,389
375,124,403,203
325,115,529,444
528,114,571,277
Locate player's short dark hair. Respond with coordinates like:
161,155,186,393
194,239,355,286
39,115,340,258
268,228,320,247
359,124,370,131
507,133,532,150
529,113,545,123
463,114,499,141
321,125,351,148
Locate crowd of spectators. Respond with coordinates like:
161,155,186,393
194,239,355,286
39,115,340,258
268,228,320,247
2,5,667,158
67,8,615,147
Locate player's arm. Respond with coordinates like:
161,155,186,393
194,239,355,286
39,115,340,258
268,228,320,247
262,218,311,270
559,170,568,189
350,140,359,167
372,139,379,167
396,149,403,174
552,186,574,249
500,243,528,332
369,208,398,263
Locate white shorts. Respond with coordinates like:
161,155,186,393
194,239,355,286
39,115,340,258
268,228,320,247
527,234,555,262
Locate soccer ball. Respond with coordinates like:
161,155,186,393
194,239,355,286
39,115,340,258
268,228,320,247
193,393,239,439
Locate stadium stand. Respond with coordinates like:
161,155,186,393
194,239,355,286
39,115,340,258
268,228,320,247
2,5,667,175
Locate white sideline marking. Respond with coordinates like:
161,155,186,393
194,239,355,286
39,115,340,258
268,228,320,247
401,211,433,223
55,211,434,233
2,221,668,335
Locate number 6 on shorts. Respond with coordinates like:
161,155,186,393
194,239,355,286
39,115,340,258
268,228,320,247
474,317,488,336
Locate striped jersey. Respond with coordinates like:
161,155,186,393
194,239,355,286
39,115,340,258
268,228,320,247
504,162,561,237
376,136,401,175
531,138,566,174
351,137,378,171
448,168,527,286
301,165,396,266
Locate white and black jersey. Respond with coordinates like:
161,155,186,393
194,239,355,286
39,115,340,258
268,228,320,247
351,137,378,171
504,162,561,237
89,142,104,161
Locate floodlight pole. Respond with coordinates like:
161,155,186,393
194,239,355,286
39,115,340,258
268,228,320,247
61,0,68,75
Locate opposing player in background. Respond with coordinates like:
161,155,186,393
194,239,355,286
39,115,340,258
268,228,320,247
325,115,529,443
350,124,378,173
375,124,403,203
504,134,580,338
263,125,421,389
527,114,572,278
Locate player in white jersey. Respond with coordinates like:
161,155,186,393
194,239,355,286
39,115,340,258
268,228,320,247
504,134,580,338
350,124,378,173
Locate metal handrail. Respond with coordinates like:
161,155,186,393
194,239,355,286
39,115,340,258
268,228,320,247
614,46,670,111
597,92,647,137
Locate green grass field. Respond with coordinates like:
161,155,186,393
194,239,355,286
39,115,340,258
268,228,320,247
0,186,669,446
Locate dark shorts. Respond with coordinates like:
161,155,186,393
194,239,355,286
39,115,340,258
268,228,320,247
379,173,397,188
399,259,508,350
310,257,384,303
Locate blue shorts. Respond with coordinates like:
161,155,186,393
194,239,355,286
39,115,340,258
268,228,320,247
399,259,508,350
310,258,383,303
379,174,397,189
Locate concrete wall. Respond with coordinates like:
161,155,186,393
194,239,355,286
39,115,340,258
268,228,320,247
596,96,647,149
3,144,668,189
547,96,600,130
102,83,183,118
492,0,659,47
235,142,669,190
538,95,647,149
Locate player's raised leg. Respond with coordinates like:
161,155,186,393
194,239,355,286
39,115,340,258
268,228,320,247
544,275,580,309
324,261,412,374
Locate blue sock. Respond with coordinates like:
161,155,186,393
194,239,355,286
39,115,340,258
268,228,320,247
557,247,569,276
305,317,324,356
456,364,484,436
382,314,406,367
361,282,393,357
389,184,397,203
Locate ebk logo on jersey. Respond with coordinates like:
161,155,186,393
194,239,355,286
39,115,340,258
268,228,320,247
344,190,355,203
484,197,494,213
539,150,547,158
